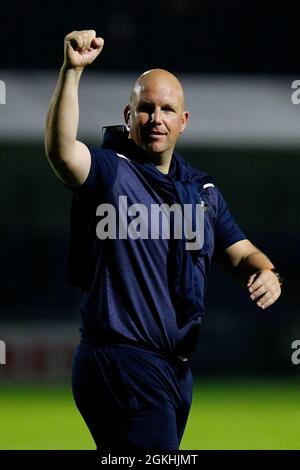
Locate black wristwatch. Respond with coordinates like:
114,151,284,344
270,268,284,286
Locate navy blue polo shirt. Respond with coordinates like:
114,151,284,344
70,146,246,358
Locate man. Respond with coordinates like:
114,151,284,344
45,30,282,451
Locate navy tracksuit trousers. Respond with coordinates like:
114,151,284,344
71,342,193,451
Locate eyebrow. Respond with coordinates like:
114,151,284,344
136,99,177,110
137,100,153,106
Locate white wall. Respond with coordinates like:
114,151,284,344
0,71,300,147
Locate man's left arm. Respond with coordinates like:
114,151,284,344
218,239,282,310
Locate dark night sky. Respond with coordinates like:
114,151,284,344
1,1,299,74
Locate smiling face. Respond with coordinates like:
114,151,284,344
124,69,189,161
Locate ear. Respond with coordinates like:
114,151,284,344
124,105,131,125
180,111,189,133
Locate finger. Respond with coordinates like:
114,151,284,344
247,273,256,287
248,271,273,293
68,34,84,51
258,292,279,310
88,30,96,42
91,37,104,50
84,31,94,50
80,35,87,51
66,31,92,51
248,276,264,294
252,279,278,298
250,284,267,301
78,45,103,65
65,31,77,43
256,290,273,307
82,30,96,50
77,32,87,51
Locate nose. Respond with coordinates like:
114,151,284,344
150,107,162,124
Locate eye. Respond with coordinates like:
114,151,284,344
137,103,153,113
162,105,175,112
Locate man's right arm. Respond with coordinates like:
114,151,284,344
45,30,104,187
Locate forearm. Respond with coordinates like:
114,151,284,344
45,65,83,160
221,241,274,287
237,249,274,285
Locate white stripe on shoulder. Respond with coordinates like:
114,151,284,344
116,153,129,160
203,183,215,189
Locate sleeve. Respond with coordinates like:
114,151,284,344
71,146,119,200
214,187,247,253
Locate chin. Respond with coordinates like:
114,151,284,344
145,143,165,154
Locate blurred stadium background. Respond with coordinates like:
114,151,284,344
0,0,299,450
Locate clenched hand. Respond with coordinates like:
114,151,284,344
64,30,104,69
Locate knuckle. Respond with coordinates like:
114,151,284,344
66,30,77,37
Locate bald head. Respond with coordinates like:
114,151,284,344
124,68,189,166
130,69,185,110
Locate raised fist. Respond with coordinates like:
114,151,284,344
64,30,104,68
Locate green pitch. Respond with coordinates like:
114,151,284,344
0,378,299,450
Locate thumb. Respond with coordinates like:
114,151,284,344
92,37,104,48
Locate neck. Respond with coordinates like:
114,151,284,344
142,148,173,174
155,160,171,174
